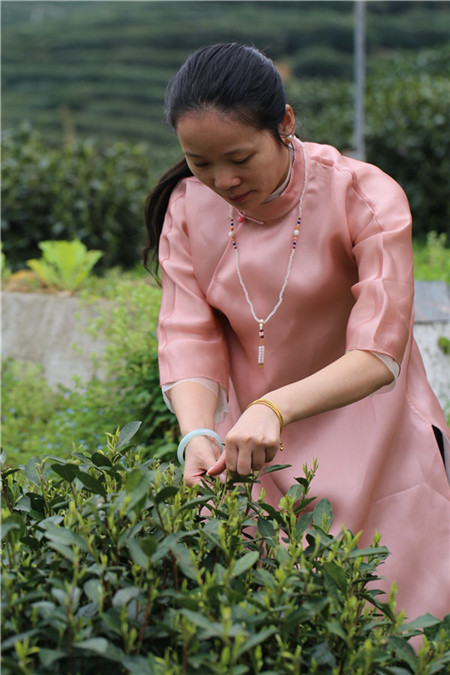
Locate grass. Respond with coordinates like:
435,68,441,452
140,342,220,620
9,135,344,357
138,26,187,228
413,232,450,284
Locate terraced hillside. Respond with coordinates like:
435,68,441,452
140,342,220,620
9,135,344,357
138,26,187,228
2,0,449,161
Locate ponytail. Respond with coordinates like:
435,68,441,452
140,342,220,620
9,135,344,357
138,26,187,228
143,157,193,276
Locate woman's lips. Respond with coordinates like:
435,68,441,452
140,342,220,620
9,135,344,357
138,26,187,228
228,191,251,204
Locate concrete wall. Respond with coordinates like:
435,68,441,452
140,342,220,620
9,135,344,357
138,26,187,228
1,292,107,388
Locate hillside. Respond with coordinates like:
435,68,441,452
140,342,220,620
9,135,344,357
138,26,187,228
2,0,449,166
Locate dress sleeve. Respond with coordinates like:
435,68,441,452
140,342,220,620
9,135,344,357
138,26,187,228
157,182,230,392
162,377,229,424
345,167,415,368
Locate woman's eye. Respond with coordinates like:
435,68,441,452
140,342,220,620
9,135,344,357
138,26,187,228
233,156,251,165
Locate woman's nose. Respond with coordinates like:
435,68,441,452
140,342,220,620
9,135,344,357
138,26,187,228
213,168,241,191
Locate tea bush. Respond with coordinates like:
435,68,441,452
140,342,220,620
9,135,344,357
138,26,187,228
1,127,153,271
2,423,449,674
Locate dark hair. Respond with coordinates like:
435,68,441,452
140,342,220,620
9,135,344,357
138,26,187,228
143,43,289,274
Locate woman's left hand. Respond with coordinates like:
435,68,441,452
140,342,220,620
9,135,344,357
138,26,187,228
207,405,281,477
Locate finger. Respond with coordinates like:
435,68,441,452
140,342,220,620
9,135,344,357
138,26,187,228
184,437,221,485
207,452,227,476
224,442,239,475
184,468,207,487
236,448,253,476
251,447,267,471
264,442,280,464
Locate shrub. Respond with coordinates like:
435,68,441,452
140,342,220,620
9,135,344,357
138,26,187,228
1,126,153,271
2,424,449,674
287,45,450,239
365,46,450,239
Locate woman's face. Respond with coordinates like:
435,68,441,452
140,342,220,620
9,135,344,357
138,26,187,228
176,107,294,210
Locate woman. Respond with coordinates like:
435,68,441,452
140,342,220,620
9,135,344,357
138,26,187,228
144,43,449,622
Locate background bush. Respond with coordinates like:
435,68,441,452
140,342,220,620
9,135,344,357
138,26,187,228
288,44,450,239
365,46,450,239
2,433,450,674
2,2,449,264
1,127,153,271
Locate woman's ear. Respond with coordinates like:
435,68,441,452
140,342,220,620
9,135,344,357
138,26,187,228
279,104,296,141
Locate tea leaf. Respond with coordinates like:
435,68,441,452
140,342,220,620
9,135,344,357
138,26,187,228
261,463,291,474
116,420,142,450
112,586,141,608
75,637,124,661
312,498,333,527
181,609,222,634
323,562,347,593
41,521,89,552
1,515,23,540
154,486,178,504
257,516,275,540
387,636,419,671
76,470,106,497
51,462,80,482
23,457,41,486
38,649,67,668
237,626,278,657
127,539,149,568
90,452,113,468
231,551,260,578
401,612,442,632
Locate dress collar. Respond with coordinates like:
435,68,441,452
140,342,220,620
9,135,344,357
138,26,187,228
234,137,306,224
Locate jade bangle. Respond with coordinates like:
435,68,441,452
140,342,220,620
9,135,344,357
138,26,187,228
177,428,223,466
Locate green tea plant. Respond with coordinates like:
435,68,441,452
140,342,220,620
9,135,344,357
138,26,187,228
2,422,449,674
26,239,103,292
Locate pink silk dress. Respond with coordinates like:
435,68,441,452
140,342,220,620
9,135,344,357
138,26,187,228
158,138,450,621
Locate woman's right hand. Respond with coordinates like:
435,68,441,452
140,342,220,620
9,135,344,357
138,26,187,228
183,435,224,487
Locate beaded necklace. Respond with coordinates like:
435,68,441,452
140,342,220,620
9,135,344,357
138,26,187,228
228,139,308,367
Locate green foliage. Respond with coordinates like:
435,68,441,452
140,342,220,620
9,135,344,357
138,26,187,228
2,0,449,150
2,426,449,674
1,127,153,271
26,239,103,292
1,278,177,467
413,232,450,284
1,360,68,464
81,278,178,460
1,358,118,468
438,337,450,356
365,46,450,239
288,44,450,239
1,242,11,284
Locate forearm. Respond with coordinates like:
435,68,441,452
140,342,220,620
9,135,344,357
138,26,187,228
266,350,395,425
169,381,218,435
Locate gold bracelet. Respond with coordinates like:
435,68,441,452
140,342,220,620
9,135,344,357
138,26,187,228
246,398,284,433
